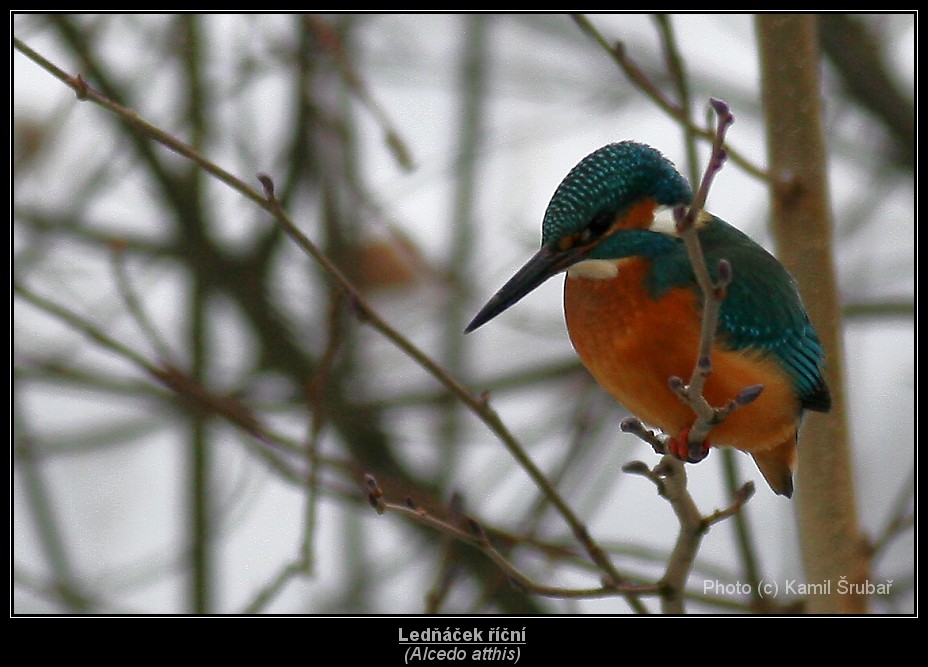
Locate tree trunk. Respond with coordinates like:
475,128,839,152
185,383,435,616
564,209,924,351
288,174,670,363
755,14,869,614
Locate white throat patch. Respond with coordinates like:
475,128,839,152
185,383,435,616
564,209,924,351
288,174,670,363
649,205,680,236
648,205,710,236
567,259,620,280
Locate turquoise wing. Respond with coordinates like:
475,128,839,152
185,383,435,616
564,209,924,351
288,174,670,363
651,216,831,412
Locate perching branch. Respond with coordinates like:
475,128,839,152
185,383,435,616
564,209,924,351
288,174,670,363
621,456,755,613
671,100,735,455
614,99,763,613
364,457,754,612
674,100,766,458
652,15,765,602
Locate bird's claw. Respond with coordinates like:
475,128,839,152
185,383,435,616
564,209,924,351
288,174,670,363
667,426,710,463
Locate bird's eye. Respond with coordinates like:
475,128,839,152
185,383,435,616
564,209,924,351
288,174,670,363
579,211,615,242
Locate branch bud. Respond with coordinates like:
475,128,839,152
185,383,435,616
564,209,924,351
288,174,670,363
620,416,643,433
697,355,712,373
735,384,765,405
736,481,756,504
716,258,732,286
621,460,652,476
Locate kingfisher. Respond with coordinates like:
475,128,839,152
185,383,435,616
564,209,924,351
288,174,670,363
465,141,830,497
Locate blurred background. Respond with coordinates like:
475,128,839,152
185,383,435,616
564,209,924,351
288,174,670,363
12,13,914,614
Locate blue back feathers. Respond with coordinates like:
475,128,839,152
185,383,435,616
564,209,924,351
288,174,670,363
650,216,831,412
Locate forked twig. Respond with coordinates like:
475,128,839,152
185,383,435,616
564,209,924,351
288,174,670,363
617,99,760,613
364,475,663,601
670,99,764,459
570,14,767,182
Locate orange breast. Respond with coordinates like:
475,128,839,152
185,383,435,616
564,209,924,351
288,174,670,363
563,257,801,455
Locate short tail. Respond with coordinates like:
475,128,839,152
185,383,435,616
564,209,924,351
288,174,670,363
801,378,831,413
751,439,797,498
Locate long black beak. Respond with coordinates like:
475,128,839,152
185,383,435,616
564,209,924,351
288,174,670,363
464,243,587,333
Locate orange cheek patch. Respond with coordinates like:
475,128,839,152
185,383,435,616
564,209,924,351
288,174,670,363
612,198,659,231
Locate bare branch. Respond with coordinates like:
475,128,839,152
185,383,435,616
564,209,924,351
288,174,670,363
363,475,663,601
570,15,767,181
622,455,755,613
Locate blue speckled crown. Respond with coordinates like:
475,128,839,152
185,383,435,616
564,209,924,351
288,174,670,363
541,142,693,244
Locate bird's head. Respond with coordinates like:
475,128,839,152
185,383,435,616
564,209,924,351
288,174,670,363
465,141,692,332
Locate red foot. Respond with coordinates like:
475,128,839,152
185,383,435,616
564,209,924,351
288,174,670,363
667,426,710,463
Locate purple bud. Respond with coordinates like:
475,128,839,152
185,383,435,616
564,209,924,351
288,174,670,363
710,97,735,128
717,258,732,285
710,97,730,116
257,172,276,200
736,384,765,405
673,205,692,232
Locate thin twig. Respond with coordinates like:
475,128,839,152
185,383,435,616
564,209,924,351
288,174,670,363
653,22,763,590
653,14,700,188
570,14,768,181
670,99,764,458
365,476,663,601
620,417,667,455
258,176,646,608
14,281,305,466
304,15,414,171
242,560,305,614
701,481,756,529
625,456,754,614
868,467,915,566
109,243,174,364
